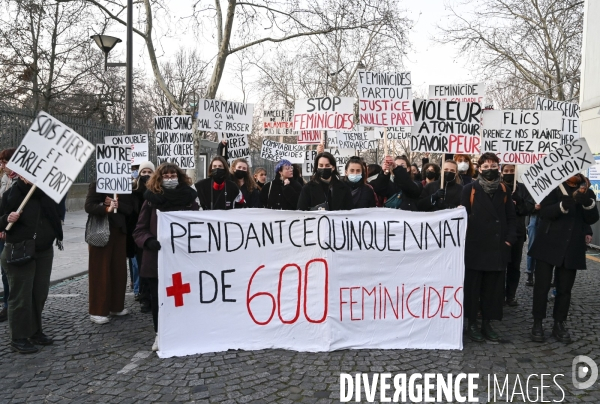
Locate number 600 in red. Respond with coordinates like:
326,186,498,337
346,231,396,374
246,258,328,325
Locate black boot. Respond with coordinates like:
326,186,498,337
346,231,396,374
0,306,6,322
526,273,534,287
466,320,484,342
505,297,519,307
481,319,500,342
531,319,545,342
29,331,53,346
11,338,39,354
552,321,572,343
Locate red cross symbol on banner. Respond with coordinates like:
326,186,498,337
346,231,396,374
166,272,191,307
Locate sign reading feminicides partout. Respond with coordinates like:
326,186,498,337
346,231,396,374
7,111,94,203
357,70,413,127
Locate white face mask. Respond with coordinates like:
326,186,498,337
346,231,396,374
163,178,178,189
457,162,469,172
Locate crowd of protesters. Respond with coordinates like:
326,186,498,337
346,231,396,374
0,143,597,353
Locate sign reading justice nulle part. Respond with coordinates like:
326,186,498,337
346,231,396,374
7,111,94,203
156,208,467,357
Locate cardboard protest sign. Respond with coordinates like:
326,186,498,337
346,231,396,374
218,132,250,163
154,116,195,169
293,97,354,131
481,110,563,164
95,144,132,193
519,138,593,203
156,207,467,357
335,131,378,150
410,100,482,154
7,111,94,203
104,134,149,165
260,139,305,164
369,127,411,141
297,130,322,145
429,83,486,105
263,110,294,136
357,70,413,127
197,99,254,135
302,148,355,177
535,97,580,145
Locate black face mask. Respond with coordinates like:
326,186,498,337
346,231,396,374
139,175,151,185
425,171,437,180
234,169,247,179
480,169,499,181
444,172,456,183
211,168,227,183
413,173,422,181
317,168,333,180
502,174,515,184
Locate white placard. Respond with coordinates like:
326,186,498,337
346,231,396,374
7,111,94,203
297,130,323,145
154,116,195,169
369,127,411,141
357,70,413,127
263,110,294,136
429,83,486,106
104,134,149,166
95,144,132,194
157,208,467,357
481,110,563,164
302,148,356,177
260,139,305,164
535,97,580,145
197,100,254,134
218,132,250,164
293,97,355,131
519,138,594,203
335,131,378,150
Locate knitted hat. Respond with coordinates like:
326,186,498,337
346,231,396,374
274,159,292,175
138,161,155,173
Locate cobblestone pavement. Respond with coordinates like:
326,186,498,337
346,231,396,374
0,254,599,403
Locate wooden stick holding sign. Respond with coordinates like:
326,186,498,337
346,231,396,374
114,193,118,214
383,127,388,157
5,185,37,231
558,184,568,195
513,166,518,194
440,165,445,190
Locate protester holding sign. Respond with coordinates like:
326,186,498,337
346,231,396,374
371,156,422,211
343,157,376,209
84,183,133,325
260,160,302,210
195,157,244,210
0,177,63,353
418,160,463,211
454,154,475,185
297,152,353,211
133,163,198,351
528,174,599,343
217,140,229,160
501,165,535,306
230,159,261,208
460,153,517,342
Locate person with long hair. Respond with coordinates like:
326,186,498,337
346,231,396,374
418,160,463,211
230,158,261,208
195,156,245,210
371,155,422,211
421,163,440,187
454,154,475,185
344,157,376,209
253,167,267,190
297,152,353,211
260,159,302,210
133,163,198,351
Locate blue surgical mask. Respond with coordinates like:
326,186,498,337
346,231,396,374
132,170,139,179
348,174,362,183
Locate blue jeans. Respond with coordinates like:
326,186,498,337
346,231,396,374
0,240,8,307
526,215,538,274
129,256,139,295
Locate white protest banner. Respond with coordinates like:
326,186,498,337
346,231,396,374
263,110,294,136
325,132,338,149
429,83,486,106
154,116,195,169
410,100,482,154
218,132,250,163
357,70,413,127
370,127,412,141
260,139,305,164
335,131,378,150
302,148,355,177
197,99,254,135
95,144,132,193
104,134,149,165
293,97,354,131
7,111,94,203
156,207,467,357
535,97,580,145
519,138,593,203
481,110,563,164
297,130,323,145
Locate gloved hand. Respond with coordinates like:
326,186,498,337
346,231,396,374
512,192,522,203
574,191,593,206
145,238,161,251
560,195,575,211
432,188,446,203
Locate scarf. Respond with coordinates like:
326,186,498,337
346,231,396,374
144,185,197,211
478,176,500,195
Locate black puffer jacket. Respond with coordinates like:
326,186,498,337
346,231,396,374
260,178,302,210
297,179,354,211
371,166,423,211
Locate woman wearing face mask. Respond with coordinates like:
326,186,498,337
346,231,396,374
454,154,475,185
253,167,267,190
460,153,516,343
133,163,198,351
344,157,376,209
297,152,354,211
195,156,245,210
418,160,463,211
528,173,598,344
371,156,423,211
260,160,302,210
500,164,535,307
410,164,422,182
421,163,440,187
230,159,261,208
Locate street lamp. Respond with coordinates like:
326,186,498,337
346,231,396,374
186,92,201,118
90,35,124,71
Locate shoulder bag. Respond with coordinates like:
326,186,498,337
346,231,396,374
85,208,110,247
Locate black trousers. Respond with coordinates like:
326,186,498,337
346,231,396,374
505,237,525,300
143,277,159,332
532,260,577,321
464,269,504,321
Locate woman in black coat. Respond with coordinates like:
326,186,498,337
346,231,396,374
343,156,376,209
460,153,517,343
297,152,353,211
230,158,261,208
371,156,422,211
195,156,244,210
260,159,302,210
528,173,599,343
418,160,463,211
